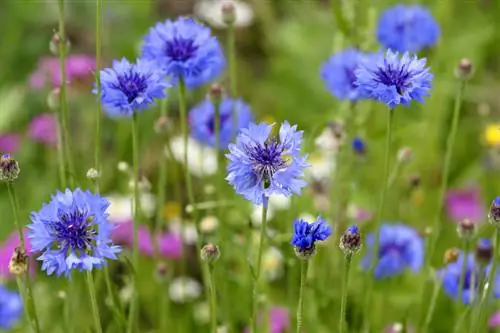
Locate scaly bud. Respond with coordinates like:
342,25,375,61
201,243,220,264
0,154,20,182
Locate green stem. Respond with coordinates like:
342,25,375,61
296,259,309,333
94,0,103,187
476,227,500,331
127,111,140,333
330,0,350,38
57,0,75,188
227,22,238,139
339,253,353,333
86,271,103,333
7,183,41,333
362,108,394,331
208,263,218,333
251,196,269,333
421,274,442,333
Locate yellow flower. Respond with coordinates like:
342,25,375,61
485,124,500,146
163,201,181,222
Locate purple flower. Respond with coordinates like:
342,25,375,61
445,186,485,223
29,55,96,89
112,222,182,259
489,311,500,328
244,306,290,333
0,134,20,153
28,113,57,146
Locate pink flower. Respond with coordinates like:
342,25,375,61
112,222,182,259
28,113,57,146
489,311,500,328
29,55,95,89
0,134,20,153
445,186,485,223
244,306,290,333
0,230,32,279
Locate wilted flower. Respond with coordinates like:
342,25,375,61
96,58,168,117
29,55,96,89
362,223,424,278
355,50,433,108
0,154,20,182
321,48,368,101
446,186,485,223
290,216,332,258
226,122,309,205
189,97,253,149
0,285,23,330
377,4,439,53
1,230,32,279
141,17,225,88
28,189,121,276
8,247,28,276
0,134,20,153
28,113,58,146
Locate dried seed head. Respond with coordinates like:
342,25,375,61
457,218,476,239
0,154,20,182
9,247,28,275
444,247,459,264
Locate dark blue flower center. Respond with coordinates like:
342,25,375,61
115,71,148,103
165,38,198,62
463,268,480,290
375,64,411,95
344,67,358,88
53,209,96,253
207,113,231,134
244,139,288,186
379,244,405,258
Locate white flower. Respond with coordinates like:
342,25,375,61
315,125,344,152
269,194,291,210
200,215,219,233
169,277,202,303
299,212,316,224
251,204,275,226
193,302,210,324
194,0,254,28
306,152,336,181
263,247,284,281
170,220,198,245
106,193,157,223
168,136,217,177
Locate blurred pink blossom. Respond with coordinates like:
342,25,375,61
445,186,485,223
244,306,290,333
0,230,32,279
489,311,500,328
28,113,57,146
29,55,95,89
112,222,182,259
0,134,21,153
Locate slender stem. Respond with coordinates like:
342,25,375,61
296,259,309,333
427,80,466,264
476,227,500,330
127,111,140,333
421,274,442,333
94,0,103,187
339,253,353,333
7,183,41,333
251,196,269,333
330,0,350,38
458,240,471,304
57,0,75,187
86,271,103,333
362,108,394,331
208,263,218,333
227,22,238,139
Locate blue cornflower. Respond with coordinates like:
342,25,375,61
352,137,366,154
355,50,433,108
291,216,332,255
489,196,500,224
226,122,309,205
28,189,121,277
0,285,22,329
440,253,500,304
96,58,168,117
189,97,253,149
362,223,424,279
321,48,367,101
141,17,225,88
377,5,440,53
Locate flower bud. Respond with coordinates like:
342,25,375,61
201,243,220,264
222,2,236,25
155,262,168,282
209,83,224,103
47,87,60,110
339,225,362,255
49,32,71,56
293,245,316,260
489,197,500,225
457,218,476,239
475,238,493,265
352,137,366,155
154,116,170,134
409,174,421,188
444,247,459,264
455,58,473,80
117,161,130,173
0,154,20,182
9,247,28,275
86,168,100,180
397,147,412,164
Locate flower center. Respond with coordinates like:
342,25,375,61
53,209,96,253
379,244,405,257
244,139,287,187
344,67,358,88
207,113,232,134
463,268,480,290
165,38,198,62
375,64,411,95
115,71,148,103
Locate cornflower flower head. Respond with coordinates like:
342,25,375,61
28,189,121,277
321,48,368,101
440,252,500,304
226,122,309,205
377,5,440,53
362,223,424,279
354,49,433,108
290,216,332,258
96,58,168,118
0,285,23,329
189,97,253,149
141,17,225,88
